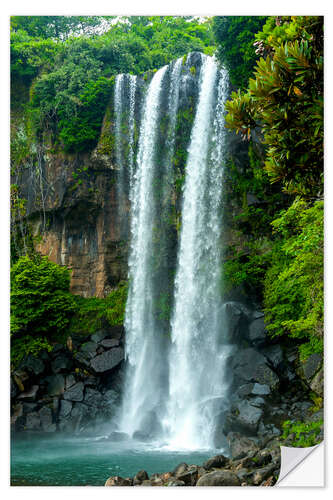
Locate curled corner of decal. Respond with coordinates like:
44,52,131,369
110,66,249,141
276,441,324,487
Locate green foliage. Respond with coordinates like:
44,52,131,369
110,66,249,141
213,16,268,88
69,281,128,335
11,336,53,368
12,15,215,154
264,199,323,359
58,77,114,152
11,256,76,337
225,16,323,197
282,419,323,447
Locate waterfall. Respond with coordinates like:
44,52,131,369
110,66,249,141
165,56,230,449
114,74,137,237
115,54,230,450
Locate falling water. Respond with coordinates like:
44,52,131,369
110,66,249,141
119,59,185,439
165,56,230,449
120,65,169,437
114,74,137,236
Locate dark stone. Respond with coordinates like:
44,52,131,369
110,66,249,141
100,338,119,348
248,317,267,345
21,355,45,376
50,344,65,357
84,387,103,407
302,353,323,381
65,374,76,390
197,470,241,486
220,302,250,343
252,383,270,395
83,376,99,387
133,470,149,485
47,374,65,396
107,431,129,442
177,469,198,485
90,347,124,373
227,432,259,460
238,383,254,397
81,341,98,355
51,354,73,374
25,412,41,430
63,382,84,402
203,454,229,470
167,480,186,486
250,397,266,408
262,345,284,370
172,463,188,477
253,464,276,485
229,400,263,434
252,310,264,320
22,402,38,414
91,331,109,343
11,379,18,399
73,351,91,367
132,430,150,442
18,385,39,401
103,389,119,406
39,406,55,432
59,399,73,418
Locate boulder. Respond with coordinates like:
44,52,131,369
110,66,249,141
177,468,198,486
238,383,254,397
220,302,250,343
196,470,240,486
167,479,186,486
203,454,229,470
133,470,149,485
107,431,129,442
91,331,109,343
105,476,132,486
310,368,324,397
252,464,276,485
227,400,263,435
301,353,323,381
59,399,73,418
100,339,119,348
262,345,284,370
65,374,76,390
252,383,270,396
18,385,39,401
227,432,259,460
250,397,265,408
51,354,73,374
172,463,188,477
90,347,124,373
39,406,56,432
80,341,99,356
84,387,103,407
233,348,280,390
47,374,65,396
248,317,267,345
63,382,84,402
21,355,45,376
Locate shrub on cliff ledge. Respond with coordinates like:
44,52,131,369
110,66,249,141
11,255,75,338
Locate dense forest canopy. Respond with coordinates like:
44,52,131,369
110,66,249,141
10,15,323,387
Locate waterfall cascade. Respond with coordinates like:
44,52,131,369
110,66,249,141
116,54,231,450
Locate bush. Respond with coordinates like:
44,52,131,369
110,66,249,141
11,255,76,337
264,199,323,360
282,419,323,447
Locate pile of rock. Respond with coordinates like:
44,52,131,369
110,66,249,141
105,445,282,487
11,328,125,433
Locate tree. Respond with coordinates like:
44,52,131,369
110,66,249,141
213,16,268,88
225,16,323,197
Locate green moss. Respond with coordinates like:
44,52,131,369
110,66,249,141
69,281,128,336
281,419,323,447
